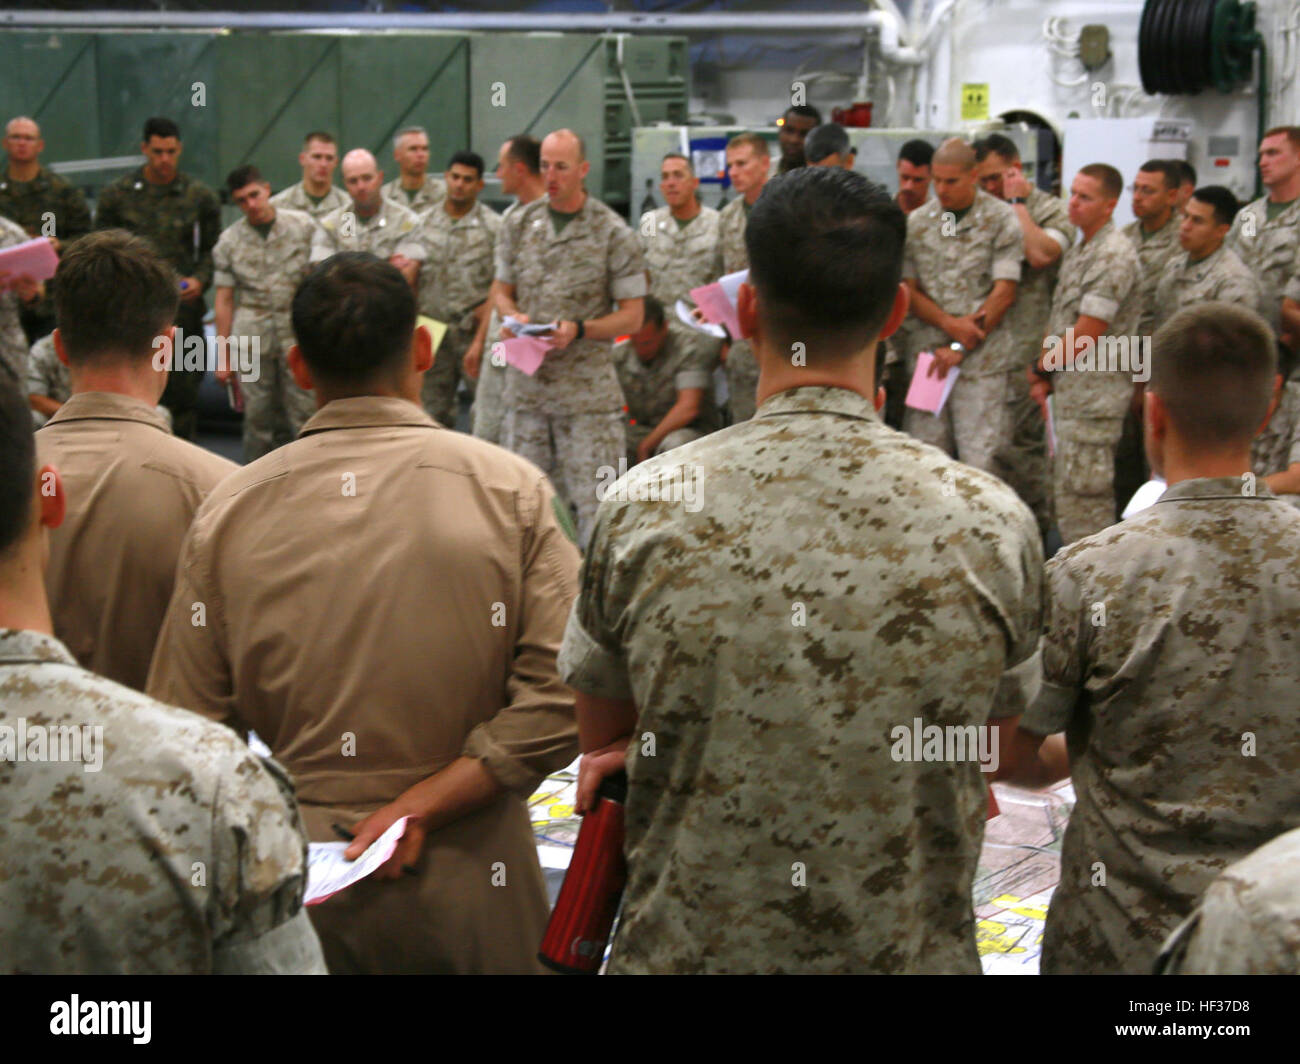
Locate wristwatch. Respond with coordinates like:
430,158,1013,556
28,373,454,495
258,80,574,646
574,320,585,340
1031,361,1053,381
948,342,967,356
1008,196,1026,205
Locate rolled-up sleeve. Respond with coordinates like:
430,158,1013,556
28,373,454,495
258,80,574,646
462,475,581,794
609,224,648,301
557,501,634,701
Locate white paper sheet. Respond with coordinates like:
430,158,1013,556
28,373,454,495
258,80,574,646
305,816,411,906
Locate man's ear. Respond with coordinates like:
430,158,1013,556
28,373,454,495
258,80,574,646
412,324,434,375
34,464,65,532
736,281,758,341
874,385,886,412
876,283,910,342
1144,388,1167,447
52,328,69,367
287,345,315,393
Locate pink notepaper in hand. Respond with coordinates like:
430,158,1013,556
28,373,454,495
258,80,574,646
498,335,553,376
689,269,746,340
904,352,961,415
0,237,59,283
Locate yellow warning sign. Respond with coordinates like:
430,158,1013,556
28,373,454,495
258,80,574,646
961,83,990,122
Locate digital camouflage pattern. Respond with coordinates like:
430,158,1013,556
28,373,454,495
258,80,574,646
269,181,348,220
997,188,1075,535
901,189,1024,376
1252,380,1300,486
559,384,1043,974
0,215,29,387
1228,195,1300,334
417,200,501,427
1151,244,1263,332
309,197,426,263
213,207,318,460
25,332,67,411
382,175,446,216
94,167,221,292
1045,220,1142,542
638,205,724,307
0,629,324,974
614,329,718,458
1122,215,1183,336
496,193,646,544
0,165,92,329
471,200,527,445
717,196,759,421
1023,477,1300,974
1158,825,1300,975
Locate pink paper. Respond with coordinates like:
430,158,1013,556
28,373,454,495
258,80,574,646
0,237,59,283
499,335,553,376
689,279,743,340
904,352,961,415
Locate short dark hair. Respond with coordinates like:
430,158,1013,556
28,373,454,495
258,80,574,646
1177,159,1196,187
503,134,540,175
304,131,337,148
1079,163,1123,200
1190,185,1239,227
291,253,416,388
1151,302,1276,447
54,230,179,365
642,294,665,329
447,150,485,179
660,151,694,174
226,164,266,193
0,382,35,558
1138,159,1182,191
973,133,1019,164
805,123,851,164
897,139,934,169
746,167,905,363
783,105,823,125
143,116,180,142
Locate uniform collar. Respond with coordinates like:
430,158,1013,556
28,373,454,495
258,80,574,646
130,166,186,193
538,193,597,243
298,395,440,436
1155,476,1277,504
0,165,52,191
1183,243,1225,280
45,391,172,433
755,384,880,423
0,629,77,667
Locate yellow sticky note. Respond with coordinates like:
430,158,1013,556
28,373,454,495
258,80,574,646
961,83,990,122
416,314,448,356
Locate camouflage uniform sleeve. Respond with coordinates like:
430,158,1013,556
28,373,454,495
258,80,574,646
209,751,327,974
1221,267,1265,319
461,473,581,795
494,209,519,286
557,500,635,701
992,208,1024,283
1039,197,1075,251
901,220,920,281
93,182,124,231
1282,257,1300,303
145,510,244,737
212,227,236,289
1150,256,1179,334
193,186,221,290
1076,245,1130,325
608,222,648,301
60,183,92,242
1020,550,1085,735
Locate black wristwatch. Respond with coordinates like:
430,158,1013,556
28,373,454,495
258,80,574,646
1008,196,1026,205
1031,361,1053,381
574,320,585,340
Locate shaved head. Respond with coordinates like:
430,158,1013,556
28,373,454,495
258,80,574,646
542,128,585,163
5,116,38,138
341,148,378,178
932,138,976,171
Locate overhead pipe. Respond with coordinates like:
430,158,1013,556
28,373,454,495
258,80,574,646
0,9,928,64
